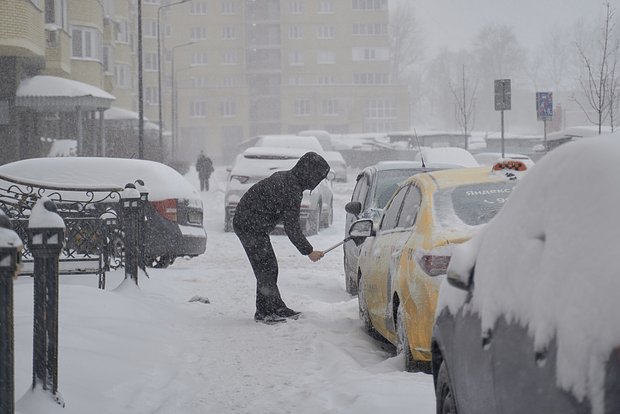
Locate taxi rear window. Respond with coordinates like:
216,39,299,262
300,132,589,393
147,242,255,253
434,181,517,227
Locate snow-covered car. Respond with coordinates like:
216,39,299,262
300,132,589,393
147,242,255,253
343,161,457,295
224,146,334,235
237,134,324,154
324,151,348,182
432,135,620,413
297,129,335,151
414,147,479,168
0,157,206,268
473,151,535,168
348,162,527,373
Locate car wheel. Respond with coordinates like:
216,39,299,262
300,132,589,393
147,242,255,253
148,255,175,268
396,304,416,372
436,362,458,414
305,208,320,236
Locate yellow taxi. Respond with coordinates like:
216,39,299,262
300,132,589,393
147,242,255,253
348,161,526,372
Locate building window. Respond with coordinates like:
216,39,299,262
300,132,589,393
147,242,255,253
144,52,158,71
190,26,208,41
352,0,387,11
288,75,304,85
317,51,335,64
71,26,102,60
288,25,303,40
45,0,68,31
190,76,209,88
190,1,208,14
222,25,236,40
353,73,389,84
145,86,159,105
288,51,304,66
352,47,389,61
317,25,334,39
318,0,333,13
114,64,131,89
318,75,336,85
352,23,387,36
294,99,311,116
143,19,157,38
322,99,340,116
221,0,235,14
190,101,208,117
192,52,208,66
222,50,237,65
288,0,303,14
365,98,396,131
114,19,129,43
220,101,237,117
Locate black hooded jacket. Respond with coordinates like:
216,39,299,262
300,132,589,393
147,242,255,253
233,152,331,255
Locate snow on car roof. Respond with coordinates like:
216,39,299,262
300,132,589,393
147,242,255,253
243,146,308,158
439,133,620,414
414,147,479,168
0,157,199,201
256,135,324,153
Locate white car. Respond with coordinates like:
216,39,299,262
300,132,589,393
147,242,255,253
297,129,335,151
237,134,324,154
225,146,334,235
323,151,348,182
0,157,206,268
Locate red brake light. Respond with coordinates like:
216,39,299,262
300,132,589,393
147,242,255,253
417,254,451,276
231,175,250,183
152,199,178,222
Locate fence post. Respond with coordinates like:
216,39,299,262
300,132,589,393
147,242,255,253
134,179,149,270
27,198,65,407
0,214,22,414
121,184,141,284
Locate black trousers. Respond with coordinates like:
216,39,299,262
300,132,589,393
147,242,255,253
235,230,287,314
199,175,210,191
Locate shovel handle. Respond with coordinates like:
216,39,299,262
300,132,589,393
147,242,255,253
322,236,352,255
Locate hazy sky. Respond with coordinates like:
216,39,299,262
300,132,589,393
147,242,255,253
408,0,618,53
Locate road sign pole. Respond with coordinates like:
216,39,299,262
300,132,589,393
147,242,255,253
501,110,505,158
544,119,547,151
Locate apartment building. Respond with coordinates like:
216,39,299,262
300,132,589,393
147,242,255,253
1,0,410,166
166,0,410,163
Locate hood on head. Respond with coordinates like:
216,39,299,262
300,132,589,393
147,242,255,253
291,152,331,191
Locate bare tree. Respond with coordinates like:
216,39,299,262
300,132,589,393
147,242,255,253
388,2,424,83
574,2,620,134
608,51,620,131
449,64,478,149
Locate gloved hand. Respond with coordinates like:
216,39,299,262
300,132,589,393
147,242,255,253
308,250,324,262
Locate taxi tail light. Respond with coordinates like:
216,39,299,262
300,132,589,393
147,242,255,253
152,199,178,222
417,254,451,277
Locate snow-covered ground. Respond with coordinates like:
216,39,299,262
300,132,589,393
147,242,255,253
12,165,435,413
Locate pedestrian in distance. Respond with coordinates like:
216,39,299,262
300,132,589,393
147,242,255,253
196,150,214,191
233,151,330,324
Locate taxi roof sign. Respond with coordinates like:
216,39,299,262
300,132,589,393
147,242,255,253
492,160,527,171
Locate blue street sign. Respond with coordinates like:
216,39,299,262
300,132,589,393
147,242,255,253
536,92,553,121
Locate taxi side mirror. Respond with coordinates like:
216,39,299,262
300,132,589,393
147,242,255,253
348,218,374,246
345,201,362,217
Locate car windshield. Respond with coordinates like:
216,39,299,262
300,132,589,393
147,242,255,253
373,169,419,208
434,181,518,227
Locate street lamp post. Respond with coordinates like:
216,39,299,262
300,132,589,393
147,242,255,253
171,41,195,160
157,0,192,160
